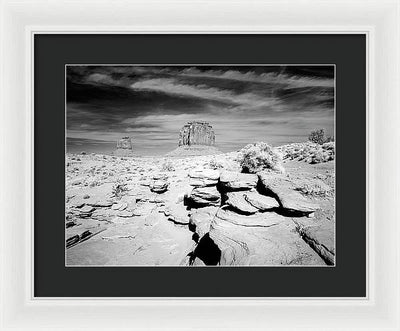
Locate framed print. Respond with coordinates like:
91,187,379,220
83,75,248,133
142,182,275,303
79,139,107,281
1,0,399,330
35,34,364,297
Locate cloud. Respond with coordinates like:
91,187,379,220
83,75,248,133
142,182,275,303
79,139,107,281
130,78,277,109
86,73,122,86
180,67,334,88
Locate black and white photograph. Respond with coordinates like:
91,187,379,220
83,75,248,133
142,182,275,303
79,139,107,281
65,65,335,266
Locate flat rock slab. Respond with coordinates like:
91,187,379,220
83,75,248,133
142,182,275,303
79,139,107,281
188,169,220,187
188,186,221,207
67,183,114,208
111,202,128,211
258,173,319,213
212,208,283,227
295,218,335,265
209,209,326,266
219,171,258,190
164,203,190,225
225,191,259,214
189,206,218,239
66,213,194,266
117,210,135,218
80,205,95,213
243,191,280,211
150,180,169,193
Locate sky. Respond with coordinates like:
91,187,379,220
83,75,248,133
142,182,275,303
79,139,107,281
66,65,334,156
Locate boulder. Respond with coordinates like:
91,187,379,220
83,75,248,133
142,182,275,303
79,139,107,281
164,204,190,225
187,186,221,207
219,171,258,190
243,191,280,211
225,192,259,214
150,180,169,194
258,173,319,214
209,208,326,266
189,207,218,239
188,169,220,187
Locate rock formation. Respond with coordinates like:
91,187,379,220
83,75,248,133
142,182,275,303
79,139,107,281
178,121,215,146
166,121,221,156
114,136,135,156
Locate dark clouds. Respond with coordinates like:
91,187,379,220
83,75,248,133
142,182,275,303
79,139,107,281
66,65,334,155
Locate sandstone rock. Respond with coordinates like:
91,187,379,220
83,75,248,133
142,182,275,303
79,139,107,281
79,205,95,217
114,137,135,157
189,207,218,239
225,192,259,214
219,170,258,190
295,219,335,265
192,258,206,266
187,186,221,207
188,169,220,187
178,121,215,146
111,202,128,211
164,204,190,225
67,183,114,208
70,178,84,186
150,180,169,194
117,136,134,149
120,197,137,211
212,208,281,227
152,173,168,180
209,208,326,266
117,210,134,218
243,191,279,211
258,173,319,214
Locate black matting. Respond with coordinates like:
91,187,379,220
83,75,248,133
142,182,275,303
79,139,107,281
34,34,366,297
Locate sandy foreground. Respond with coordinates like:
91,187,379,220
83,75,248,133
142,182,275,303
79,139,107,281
65,149,335,266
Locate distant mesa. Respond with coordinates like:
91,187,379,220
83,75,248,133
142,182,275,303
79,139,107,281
167,121,221,157
178,121,215,147
114,136,135,157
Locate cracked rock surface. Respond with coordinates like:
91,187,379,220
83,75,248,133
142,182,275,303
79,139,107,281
66,148,335,266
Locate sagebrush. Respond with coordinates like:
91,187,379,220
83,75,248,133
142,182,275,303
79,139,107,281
238,142,284,174
112,181,128,199
308,128,333,145
161,160,175,172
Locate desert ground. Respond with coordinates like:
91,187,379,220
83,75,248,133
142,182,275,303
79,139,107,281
66,141,335,266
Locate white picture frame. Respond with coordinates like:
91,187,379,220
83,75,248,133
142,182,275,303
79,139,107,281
1,0,399,330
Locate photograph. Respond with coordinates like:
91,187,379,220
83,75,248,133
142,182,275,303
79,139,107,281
65,65,335,266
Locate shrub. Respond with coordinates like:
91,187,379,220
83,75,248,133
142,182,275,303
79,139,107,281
112,181,128,199
209,157,223,170
308,128,327,144
161,160,175,172
238,142,284,174
308,128,335,145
